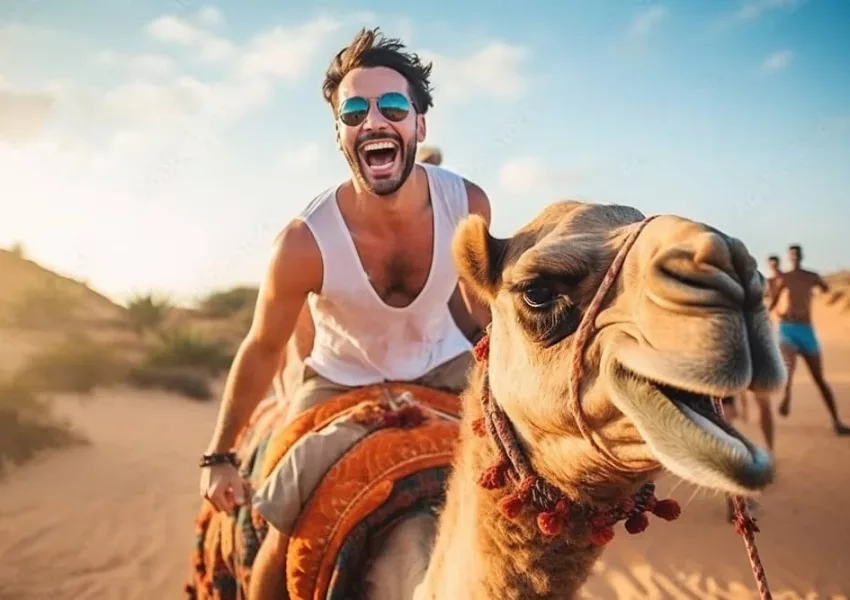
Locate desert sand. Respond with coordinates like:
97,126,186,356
1,304,849,600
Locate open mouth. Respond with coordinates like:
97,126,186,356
608,361,773,495
359,140,399,177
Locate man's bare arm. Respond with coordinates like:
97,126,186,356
816,273,830,293
205,221,322,454
767,280,786,312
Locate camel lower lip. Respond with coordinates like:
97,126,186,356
608,360,773,494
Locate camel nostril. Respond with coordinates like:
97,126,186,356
649,233,746,309
693,232,734,273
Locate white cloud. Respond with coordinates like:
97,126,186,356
239,17,341,81
713,0,806,31
101,80,197,120
95,51,177,77
88,13,342,131
760,49,793,73
732,0,804,22
422,42,530,105
498,156,588,196
146,14,236,63
196,6,225,27
629,5,668,37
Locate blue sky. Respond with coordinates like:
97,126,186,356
1,0,848,304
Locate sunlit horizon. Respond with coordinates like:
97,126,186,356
2,0,848,303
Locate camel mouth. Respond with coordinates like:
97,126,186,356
607,361,773,496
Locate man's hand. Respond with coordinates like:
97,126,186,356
200,463,250,513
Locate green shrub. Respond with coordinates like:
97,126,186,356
17,334,127,395
0,379,85,477
146,327,232,374
199,286,258,318
127,365,213,401
125,292,171,334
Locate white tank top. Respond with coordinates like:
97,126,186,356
298,164,473,386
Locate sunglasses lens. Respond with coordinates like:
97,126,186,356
377,92,411,122
338,96,369,126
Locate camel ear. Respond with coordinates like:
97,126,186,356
452,214,507,302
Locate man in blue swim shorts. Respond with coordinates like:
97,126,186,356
768,244,850,436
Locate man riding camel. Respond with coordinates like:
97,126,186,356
198,27,492,598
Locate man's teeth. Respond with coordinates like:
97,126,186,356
362,141,396,152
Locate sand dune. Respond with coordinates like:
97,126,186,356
2,303,850,599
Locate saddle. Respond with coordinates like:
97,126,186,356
186,383,462,600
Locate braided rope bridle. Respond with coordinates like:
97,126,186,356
472,215,772,598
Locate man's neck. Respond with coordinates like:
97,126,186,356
349,165,429,222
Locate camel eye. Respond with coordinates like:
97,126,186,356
522,285,556,308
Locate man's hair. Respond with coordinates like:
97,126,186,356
788,244,802,253
322,27,434,114
767,254,779,262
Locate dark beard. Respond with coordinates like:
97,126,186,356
344,134,418,197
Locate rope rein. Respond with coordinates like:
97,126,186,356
712,398,773,600
472,215,772,598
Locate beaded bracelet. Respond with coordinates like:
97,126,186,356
199,452,239,468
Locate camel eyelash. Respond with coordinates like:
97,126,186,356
518,297,582,347
508,272,586,295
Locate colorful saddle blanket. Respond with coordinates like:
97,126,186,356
185,383,462,600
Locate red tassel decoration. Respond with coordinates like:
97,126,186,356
589,525,615,546
471,418,487,437
651,498,681,521
625,512,649,534
473,334,490,362
499,493,527,519
537,510,564,536
591,514,612,530
478,459,510,489
619,497,636,513
537,499,571,536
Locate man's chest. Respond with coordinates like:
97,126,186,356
782,273,815,298
349,220,436,308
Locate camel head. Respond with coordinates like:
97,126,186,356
454,201,786,499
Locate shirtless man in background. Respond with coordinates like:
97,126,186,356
727,254,780,451
764,254,783,305
768,244,850,435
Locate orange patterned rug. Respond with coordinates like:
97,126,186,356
184,383,462,600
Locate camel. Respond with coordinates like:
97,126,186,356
185,200,786,600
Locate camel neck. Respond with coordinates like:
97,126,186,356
416,381,605,599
